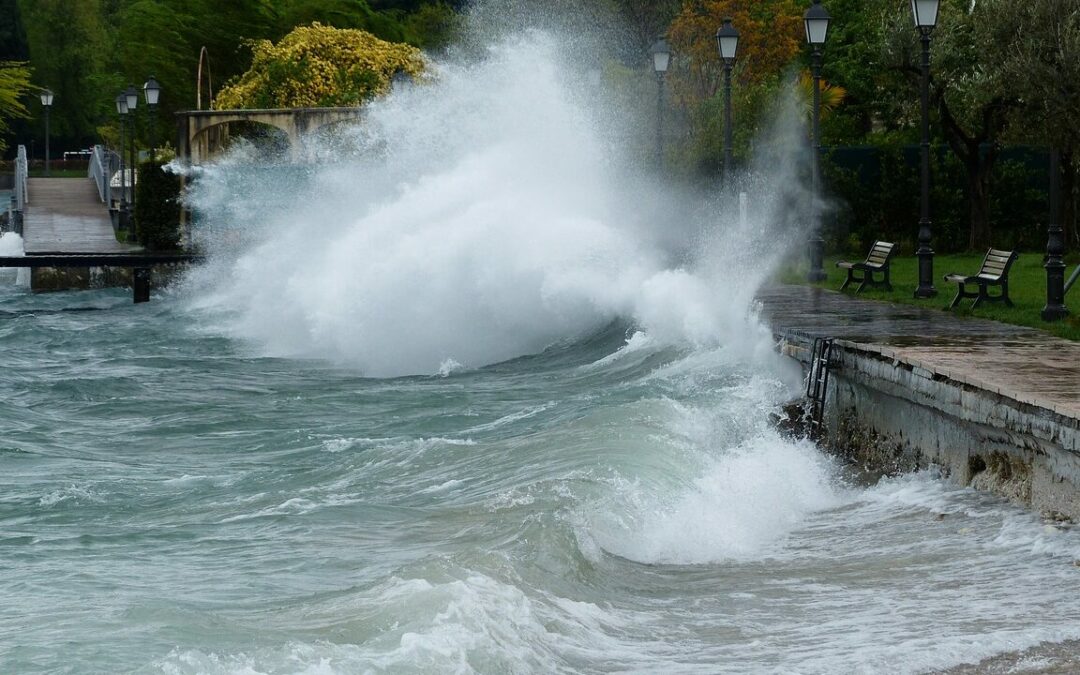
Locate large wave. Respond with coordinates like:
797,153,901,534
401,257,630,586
181,32,807,377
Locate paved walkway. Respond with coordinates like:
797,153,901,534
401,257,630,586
756,285,1080,419
23,178,139,254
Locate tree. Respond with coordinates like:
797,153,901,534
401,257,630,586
667,0,803,107
880,0,1014,250
1000,0,1080,244
0,61,32,153
17,0,111,147
215,23,425,109
664,0,804,172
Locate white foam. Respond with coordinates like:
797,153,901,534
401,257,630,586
182,33,808,378
594,433,845,564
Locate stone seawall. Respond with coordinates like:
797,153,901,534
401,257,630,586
779,333,1080,520
757,285,1080,521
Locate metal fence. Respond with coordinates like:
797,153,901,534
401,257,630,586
88,145,117,207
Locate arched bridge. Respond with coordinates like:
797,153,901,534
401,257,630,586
176,107,364,163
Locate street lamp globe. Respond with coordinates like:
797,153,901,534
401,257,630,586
116,93,128,116
143,76,161,107
650,38,671,74
40,89,54,107
125,84,139,112
804,0,831,47
716,18,739,63
911,0,940,30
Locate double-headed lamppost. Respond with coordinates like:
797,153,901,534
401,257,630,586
650,38,671,168
1043,149,1069,320
116,92,129,229
143,76,161,156
40,89,54,177
716,18,739,182
125,84,139,214
805,0,831,282
912,0,940,298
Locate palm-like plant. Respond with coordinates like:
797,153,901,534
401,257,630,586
796,69,846,120
0,62,32,154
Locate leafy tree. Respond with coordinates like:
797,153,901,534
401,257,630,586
134,159,181,250
17,0,111,147
667,0,803,106
1000,0,1080,244
0,61,32,153
664,0,804,173
215,23,425,109
879,0,1014,250
0,0,28,61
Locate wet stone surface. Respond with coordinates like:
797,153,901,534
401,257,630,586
756,285,1080,420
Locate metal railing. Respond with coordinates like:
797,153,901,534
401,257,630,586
89,144,116,206
6,145,28,235
14,144,27,211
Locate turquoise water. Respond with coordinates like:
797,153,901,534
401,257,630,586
5,26,1080,674
4,282,1080,673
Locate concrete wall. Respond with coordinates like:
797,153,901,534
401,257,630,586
781,337,1080,520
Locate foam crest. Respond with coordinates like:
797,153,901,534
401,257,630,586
182,32,809,377
595,433,845,564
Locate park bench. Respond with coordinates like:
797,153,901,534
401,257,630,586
836,241,897,293
943,248,1018,308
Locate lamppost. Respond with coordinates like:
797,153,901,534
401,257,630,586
716,18,739,182
116,92,129,230
143,76,161,157
40,89,54,177
1043,149,1069,320
805,0,831,282
912,0,940,298
650,38,671,168
125,84,139,215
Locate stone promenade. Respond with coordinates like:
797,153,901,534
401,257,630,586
756,285,1080,420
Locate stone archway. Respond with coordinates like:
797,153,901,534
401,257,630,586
176,107,365,164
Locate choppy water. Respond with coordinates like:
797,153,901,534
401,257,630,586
3,281,1080,674
4,21,1080,674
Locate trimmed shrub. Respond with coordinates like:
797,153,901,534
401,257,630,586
134,160,182,251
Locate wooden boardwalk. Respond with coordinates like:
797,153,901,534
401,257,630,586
23,178,139,254
757,285,1080,419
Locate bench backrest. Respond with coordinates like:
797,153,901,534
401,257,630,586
977,248,1017,280
864,241,897,267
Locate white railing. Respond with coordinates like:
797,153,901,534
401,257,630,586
14,144,27,211
89,144,115,206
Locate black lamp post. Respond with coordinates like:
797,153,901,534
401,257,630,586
125,84,139,214
116,92,129,229
912,0,940,298
650,38,671,168
143,76,161,157
40,89,54,177
804,0,831,282
1043,149,1069,320
716,18,739,182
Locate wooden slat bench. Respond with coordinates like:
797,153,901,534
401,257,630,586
836,241,897,293
943,248,1018,308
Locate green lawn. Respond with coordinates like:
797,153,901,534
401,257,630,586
779,252,1080,341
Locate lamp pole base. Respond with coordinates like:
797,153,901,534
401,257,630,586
1042,262,1069,321
914,248,937,298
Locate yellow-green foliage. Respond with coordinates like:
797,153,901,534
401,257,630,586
216,23,424,109
0,62,33,152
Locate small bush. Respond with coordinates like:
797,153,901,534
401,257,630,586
134,160,182,251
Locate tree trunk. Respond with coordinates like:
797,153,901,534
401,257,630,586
967,161,993,250
1064,149,1077,249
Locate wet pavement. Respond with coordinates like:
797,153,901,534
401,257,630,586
756,285,1080,419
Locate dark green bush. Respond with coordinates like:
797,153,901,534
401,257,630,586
134,160,182,251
